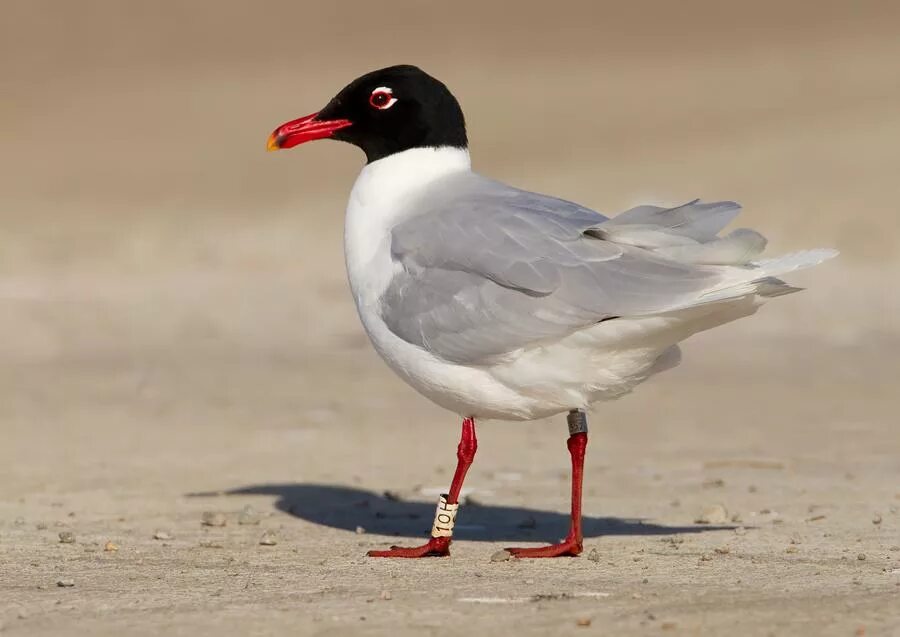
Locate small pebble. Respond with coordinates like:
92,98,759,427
58,531,76,544
695,504,729,525
35,522,48,530
201,511,227,527
490,549,512,562
56,579,75,588
576,618,591,627
199,540,224,548
104,541,119,552
857,553,866,561
714,546,731,554
355,526,366,535
587,548,601,562
785,546,798,554
872,513,882,525
153,530,172,540
699,553,713,562
238,505,261,526
259,531,278,546
380,590,392,600
661,622,678,631
702,478,725,488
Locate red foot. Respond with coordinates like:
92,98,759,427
367,537,451,558
505,538,583,558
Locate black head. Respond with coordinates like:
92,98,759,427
267,65,467,163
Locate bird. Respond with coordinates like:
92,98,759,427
266,64,836,558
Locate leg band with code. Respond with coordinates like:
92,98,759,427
430,494,459,538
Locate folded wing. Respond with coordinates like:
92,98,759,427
382,173,833,364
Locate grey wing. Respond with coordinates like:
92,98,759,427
383,173,759,364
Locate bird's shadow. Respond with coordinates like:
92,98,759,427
188,483,733,542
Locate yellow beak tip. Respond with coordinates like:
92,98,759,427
266,135,280,152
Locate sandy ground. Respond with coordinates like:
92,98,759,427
2,1,900,635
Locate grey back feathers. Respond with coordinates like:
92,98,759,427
381,172,819,364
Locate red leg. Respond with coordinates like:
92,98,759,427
368,417,477,558
506,421,588,558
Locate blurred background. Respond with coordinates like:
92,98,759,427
3,0,899,479
3,0,900,485
2,2,899,632
3,0,899,365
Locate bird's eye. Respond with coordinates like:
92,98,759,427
369,87,397,110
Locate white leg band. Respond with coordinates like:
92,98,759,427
430,494,459,538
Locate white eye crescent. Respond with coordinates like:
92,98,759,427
369,86,398,110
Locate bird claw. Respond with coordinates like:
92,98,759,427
504,538,583,558
367,537,451,558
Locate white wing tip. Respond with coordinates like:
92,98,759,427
751,248,839,275
698,248,838,304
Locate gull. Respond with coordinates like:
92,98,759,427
267,65,836,558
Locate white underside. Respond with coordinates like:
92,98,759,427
344,148,764,420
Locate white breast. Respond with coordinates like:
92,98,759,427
344,146,472,304
343,147,542,418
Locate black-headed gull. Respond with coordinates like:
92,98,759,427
267,65,836,558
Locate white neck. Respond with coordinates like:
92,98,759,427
350,145,471,211
344,146,471,305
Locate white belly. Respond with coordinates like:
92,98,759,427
342,152,534,418
349,295,755,420
349,286,696,420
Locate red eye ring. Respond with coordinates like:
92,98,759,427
368,88,396,110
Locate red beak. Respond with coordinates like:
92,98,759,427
267,112,352,151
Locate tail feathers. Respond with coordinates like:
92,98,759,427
754,278,804,298
601,199,838,307
750,248,839,277
699,248,838,304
